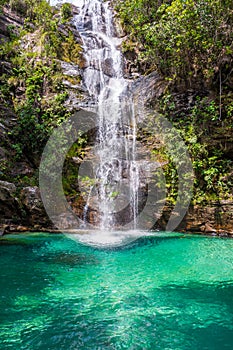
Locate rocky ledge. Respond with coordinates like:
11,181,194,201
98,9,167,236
1,178,233,237
155,201,233,237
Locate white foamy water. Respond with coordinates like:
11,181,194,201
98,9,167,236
69,0,140,229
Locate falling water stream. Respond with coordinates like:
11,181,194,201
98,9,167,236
41,0,192,245
72,0,140,229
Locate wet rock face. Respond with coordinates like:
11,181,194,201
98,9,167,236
20,187,41,212
67,157,150,228
0,180,16,193
102,57,114,77
82,56,115,77
20,186,50,227
0,181,19,222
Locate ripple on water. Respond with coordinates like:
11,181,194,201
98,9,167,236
1,232,233,349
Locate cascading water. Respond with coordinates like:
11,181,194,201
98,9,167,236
72,0,140,229
73,0,140,229
40,0,192,246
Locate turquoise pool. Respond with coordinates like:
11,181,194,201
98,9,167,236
0,232,233,349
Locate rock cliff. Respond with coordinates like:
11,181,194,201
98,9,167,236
0,1,233,236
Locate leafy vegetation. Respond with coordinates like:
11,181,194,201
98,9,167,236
115,0,233,87
115,0,233,204
60,2,73,22
0,0,83,185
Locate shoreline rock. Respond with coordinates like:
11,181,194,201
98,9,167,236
1,200,233,238
154,201,233,237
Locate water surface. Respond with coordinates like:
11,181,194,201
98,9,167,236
0,232,233,349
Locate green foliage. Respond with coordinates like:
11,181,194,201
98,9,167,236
62,139,88,197
9,0,55,25
0,0,7,8
61,31,82,64
115,0,233,87
9,0,29,16
0,0,83,172
61,2,72,22
2,53,70,164
7,0,81,61
158,92,233,203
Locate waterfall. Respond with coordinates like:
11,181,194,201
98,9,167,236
71,0,140,229
39,0,194,245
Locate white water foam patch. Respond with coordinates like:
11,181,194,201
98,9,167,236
66,230,150,247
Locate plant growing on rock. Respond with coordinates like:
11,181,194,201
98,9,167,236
0,0,84,186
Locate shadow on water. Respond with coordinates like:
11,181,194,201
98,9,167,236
121,281,233,349
0,237,45,247
38,252,99,267
0,236,66,323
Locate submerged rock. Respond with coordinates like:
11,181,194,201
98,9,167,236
43,252,98,267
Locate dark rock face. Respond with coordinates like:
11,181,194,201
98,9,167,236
0,182,52,233
155,201,233,237
127,71,166,108
185,202,233,235
102,57,114,77
20,186,49,226
0,6,23,43
0,181,19,222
